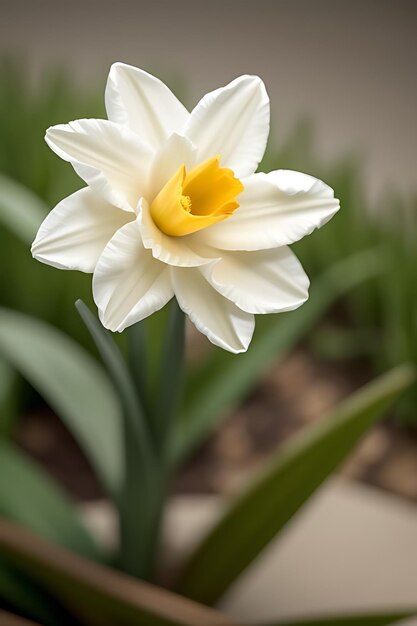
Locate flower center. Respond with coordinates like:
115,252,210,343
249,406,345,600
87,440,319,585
180,195,192,212
150,156,244,237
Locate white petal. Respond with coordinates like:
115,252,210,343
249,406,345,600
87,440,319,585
171,267,254,353
197,170,340,251
46,119,153,211
31,188,132,273
138,198,213,267
148,133,197,201
183,75,269,178
202,247,309,314
93,220,173,332
105,62,189,150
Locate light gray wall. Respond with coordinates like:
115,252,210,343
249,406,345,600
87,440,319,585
1,0,416,199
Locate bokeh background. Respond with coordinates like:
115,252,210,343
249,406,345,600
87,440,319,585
0,0,416,616
3,0,416,199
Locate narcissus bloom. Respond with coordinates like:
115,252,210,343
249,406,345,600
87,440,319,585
32,63,339,353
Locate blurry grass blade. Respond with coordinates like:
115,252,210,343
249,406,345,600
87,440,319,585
127,304,175,428
258,612,417,626
177,364,416,604
75,300,151,461
155,300,185,450
75,300,157,579
308,325,379,360
173,248,385,464
0,357,18,436
0,442,101,560
122,302,185,580
0,519,240,626
0,173,46,243
127,321,153,418
0,307,122,496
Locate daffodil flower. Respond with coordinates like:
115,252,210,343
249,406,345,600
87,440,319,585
32,63,339,353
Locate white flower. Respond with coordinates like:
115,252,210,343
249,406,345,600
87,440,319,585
32,62,339,353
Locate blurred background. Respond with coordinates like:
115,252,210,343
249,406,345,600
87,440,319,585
3,0,416,199
0,0,416,551
0,0,416,620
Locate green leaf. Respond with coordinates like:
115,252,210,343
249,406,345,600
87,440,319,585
75,300,158,580
0,442,101,560
177,364,416,604
124,302,185,581
258,612,417,626
75,300,151,464
173,248,385,464
0,307,122,496
0,444,102,620
126,303,180,437
0,357,18,436
127,320,154,420
0,519,240,626
154,300,186,452
0,173,46,244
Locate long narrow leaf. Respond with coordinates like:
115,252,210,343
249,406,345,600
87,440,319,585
0,173,46,244
258,613,417,626
0,357,17,436
75,300,158,579
173,248,385,464
0,519,240,626
0,307,122,496
75,300,151,464
127,304,177,432
155,300,186,451
0,442,101,560
127,321,153,420
177,364,416,604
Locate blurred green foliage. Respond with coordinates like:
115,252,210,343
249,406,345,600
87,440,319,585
0,59,416,625
0,58,103,367
262,122,417,422
0,58,416,421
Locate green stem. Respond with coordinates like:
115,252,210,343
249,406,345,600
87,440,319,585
75,301,156,579
155,300,186,455
123,301,186,581
127,321,153,421
77,300,185,581
119,425,159,580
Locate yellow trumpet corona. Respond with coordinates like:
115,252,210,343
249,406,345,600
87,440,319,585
150,156,244,237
